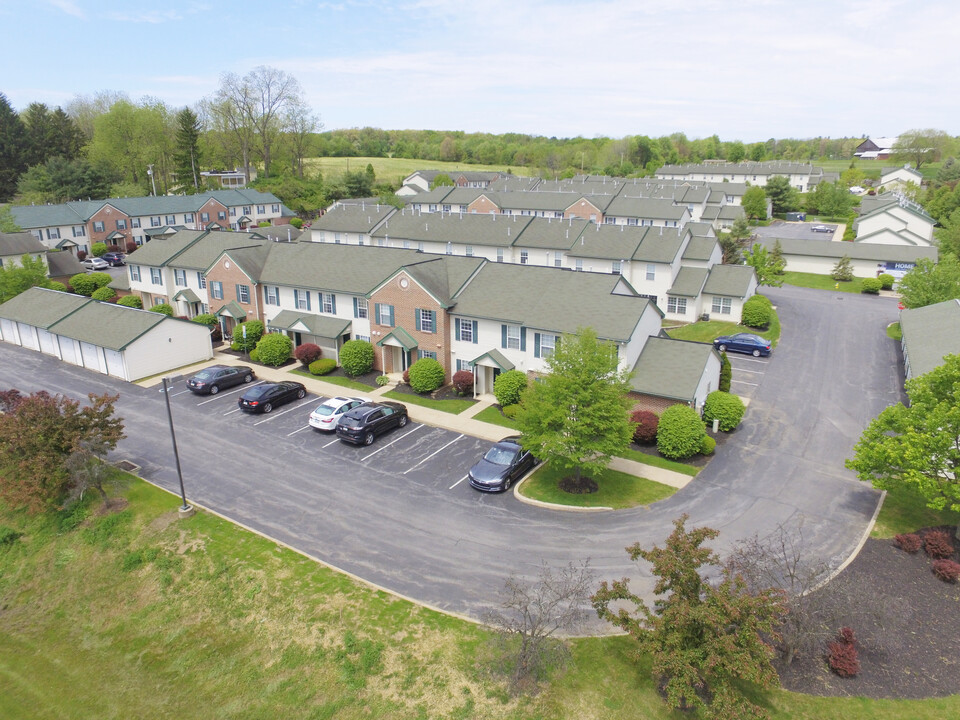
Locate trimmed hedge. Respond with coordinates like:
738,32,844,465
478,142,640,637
861,277,882,294
293,343,323,366
233,320,264,351
47,281,67,292
656,404,706,460
149,303,174,316
878,273,895,290
502,404,520,419
702,391,746,432
719,351,732,393
741,294,772,328
408,358,445,393
91,242,108,257
700,435,716,455
339,339,374,377
69,272,111,296
493,369,527,407
117,295,142,309
256,333,293,367
309,358,337,375
91,286,116,301
192,313,217,327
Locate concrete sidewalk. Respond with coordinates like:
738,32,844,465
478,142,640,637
144,350,694,489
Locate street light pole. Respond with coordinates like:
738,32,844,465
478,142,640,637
147,164,157,196
161,375,194,517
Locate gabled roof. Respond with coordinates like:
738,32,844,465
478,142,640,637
217,301,246,319
754,236,938,263
668,266,709,297
311,201,397,233
564,223,644,260
376,326,418,351
630,336,718,402
512,216,587,250
682,235,719,262
259,242,422,294
469,347,515,371
702,264,756,298
267,309,351,339
216,243,274,281
45,250,84,277
48,301,174,351
173,231,269,271
604,197,688,221
373,209,533,248
0,232,46,256
900,299,960,378
881,165,923,181
173,288,202,303
401,256,485,307
631,227,686,263
124,230,208,267
404,187,457,205
0,286,89,327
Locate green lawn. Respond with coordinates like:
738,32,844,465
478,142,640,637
289,367,374,392
666,298,781,347
304,156,534,185
781,271,868,294
2,477,959,719
886,322,902,341
617,446,700,477
871,482,960,539
382,390,475,414
518,463,677,509
472,405,519,429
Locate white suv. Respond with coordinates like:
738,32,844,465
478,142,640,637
308,396,372,431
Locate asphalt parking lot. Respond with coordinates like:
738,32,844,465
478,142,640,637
753,220,839,241
726,354,769,400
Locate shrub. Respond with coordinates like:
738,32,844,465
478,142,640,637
452,370,474,395
932,559,960,583
192,313,217,327
116,295,142,309
827,627,859,678
402,368,410,384
91,241,108,257
76,250,87,261
408,358,445,393
502,404,520,419
91,286,116,302
703,391,746,432
719,351,732,392
656,404,707,460
700,435,716,455
861,277,882,294
376,375,390,386
249,349,260,363
47,281,67,292
831,255,854,281
309,358,337,375
69,272,97,296
923,529,954,559
293,342,323,366
289,217,304,229
494,369,527,407
232,320,264,351
255,333,293,367
339,339,374,377
894,533,922,553
125,240,137,254
149,303,174,316
630,410,659,444
741,294,772,329
878,273,895,290
105,243,121,254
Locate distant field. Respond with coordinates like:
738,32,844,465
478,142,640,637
304,157,535,185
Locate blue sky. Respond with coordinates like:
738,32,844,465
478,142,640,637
2,0,957,142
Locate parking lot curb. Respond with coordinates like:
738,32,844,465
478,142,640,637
512,475,614,512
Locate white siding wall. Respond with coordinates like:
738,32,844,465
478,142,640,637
122,320,213,381
693,353,723,411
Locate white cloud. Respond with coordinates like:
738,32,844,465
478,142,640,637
47,0,84,18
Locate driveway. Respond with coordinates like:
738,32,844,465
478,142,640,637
0,285,901,633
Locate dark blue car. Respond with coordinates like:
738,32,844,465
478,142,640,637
713,333,772,357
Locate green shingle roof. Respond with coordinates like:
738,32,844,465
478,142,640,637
755,237,938,263
668,267,709,297
604,197,687,221
899,299,960,378
631,227,685,263
311,202,397,232
630,336,717,402
267,310,351,339
682,235,719,262
512,217,588,250
565,223,643,260
0,232,46,256
173,231,269,271
124,231,208,267
47,301,168,351
702,264,756,298
0,287,89,327
373,210,533,248
402,256,485,306
259,243,422,293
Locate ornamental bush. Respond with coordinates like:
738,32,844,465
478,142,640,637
827,627,860,678
309,358,337,375
68,272,97,296
493,369,527,407
256,333,293,367
149,303,174,316
452,370,474,395
408,358,445,393
233,320,264,351
192,313,217,327
878,273,895,290
502,404,520,419
48,281,67,292
894,533,922,553
923,529,954,559
293,342,323,366
932,559,960,583
656,404,707,460
719,351,732,392
702,390,746,432
376,375,390,386
289,217,304,229
741,294,772,329
630,409,659,444
339,339,374,377
700,435,716,455
861,277,882,294
249,349,260,363
91,286,116,302
117,295,142,309
91,242,108,257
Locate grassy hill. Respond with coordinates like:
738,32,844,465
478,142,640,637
303,157,535,186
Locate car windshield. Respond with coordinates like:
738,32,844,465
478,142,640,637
313,405,335,416
484,446,518,465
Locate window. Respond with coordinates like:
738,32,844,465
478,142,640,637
174,269,186,286
294,288,311,311
72,225,86,237
627,217,638,226
184,213,194,223
334,232,342,244
446,242,453,255
575,259,583,271
229,208,236,217
417,308,435,334
376,303,394,327
355,334,371,342
646,264,656,281
456,359,473,372
321,293,336,314
150,216,161,227
153,296,168,307
378,237,386,247
667,296,687,314
265,286,279,306
402,240,410,249
200,213,209,223
612,260,621,275
256,205,265,214
218,211,226,221
150,267,162,285
353,297,368,319
553,252,562,267
504,324,521,350
417,242,424,252
712,296,732,315
47,228,61,240
465,245,473,257
93,221,104,233
418,350,437,361
211,281,223,300
271,204,280,213
243,206,251,215
131,218,141,228
129,265,141,282
520,250,528,265
196,272,206,289
116,219,127,230
165,215,176,225
496,248,504,263
202,303,209,314
237,284,251,304
456,318,476,343
442,204,451,212
536,333,556,359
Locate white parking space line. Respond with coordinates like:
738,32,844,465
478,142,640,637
732,368,764,375
223,407,243,416
171,389,192,397
253,399,315,425
287,425,312,437
449,475,468,490
322,437,340,448
361,425,424,460
731,357,769,365
732,379,759,386
403,434,464,475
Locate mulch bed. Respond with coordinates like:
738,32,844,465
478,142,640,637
316,367,383,389
388,382,470,402
627,428,731,469
777,527,960,699
218,348,297,370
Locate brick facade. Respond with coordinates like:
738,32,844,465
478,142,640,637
205,252,264,335
467,195,500,214
198,198,229,229
629,393,690,415
89,203,132,248
564,198,603,222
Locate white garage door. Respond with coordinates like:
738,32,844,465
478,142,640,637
59,337,80,365
37,328,58,356
18,323,39,350
80,342,102,372
104,349,125,379
0,319,19,344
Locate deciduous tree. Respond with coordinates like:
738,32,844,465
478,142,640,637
894,128,953,169
743,243,784,287
742,185,767,219
0,254,55,302
764,175,800,214
897,256,960,308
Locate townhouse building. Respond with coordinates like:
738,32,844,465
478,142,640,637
854,193,935,246
656,161,826,193
310,201,395,245
398,170,509,195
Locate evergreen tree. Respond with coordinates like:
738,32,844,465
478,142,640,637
0,92,27,201
831,255,854,281
174,107,202,192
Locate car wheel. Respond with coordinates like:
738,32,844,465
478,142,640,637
209,385,219,395
364,432,374,446
243,374,253,383
262,403,273,413
503,478,513,492
398,415,408,427
718,344,727,352
752,349,761,357
297,388,306,399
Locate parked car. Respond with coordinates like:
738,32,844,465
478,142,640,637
336,401,408,445
468,436,539,493
309,396,372,431
82,257,110,271
238,381,306,413
102,251,126,266
713,333,772,357
186,364,255,395
811,225,834,233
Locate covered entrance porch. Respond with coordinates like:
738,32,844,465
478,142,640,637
377,328,417,376
267,310,352,363
469,348,515,398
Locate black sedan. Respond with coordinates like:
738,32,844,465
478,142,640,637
102,251,126,266
713,333,772,357
238,381,306,413
336,401,408,445
186,364,255,395
468,436,538,493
